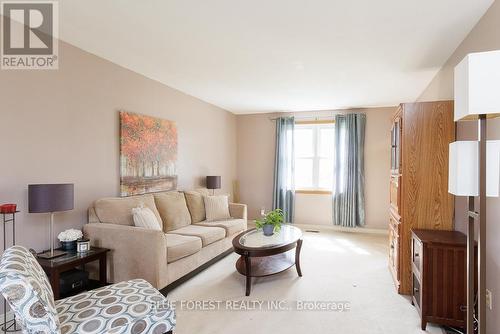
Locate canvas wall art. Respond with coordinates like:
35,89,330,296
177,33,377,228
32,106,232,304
120,111,178,196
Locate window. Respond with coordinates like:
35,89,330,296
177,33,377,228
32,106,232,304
294,122,335,191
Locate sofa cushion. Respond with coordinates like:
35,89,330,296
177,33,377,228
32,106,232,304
154,192,192,232
168,225,225,247
184,191,206,223
93,195,162,226
204,195,231,221
195,219,246,237
164,234,202,263
56,279,175,334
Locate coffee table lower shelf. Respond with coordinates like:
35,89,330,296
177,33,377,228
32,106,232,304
236,251,295,277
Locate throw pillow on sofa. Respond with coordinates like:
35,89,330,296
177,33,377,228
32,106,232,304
132,206,162,230
154,192,192,232
93,194,162,226
184,191,207,223
204,195,231,221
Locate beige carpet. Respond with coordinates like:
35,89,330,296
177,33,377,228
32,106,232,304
168,227,444,334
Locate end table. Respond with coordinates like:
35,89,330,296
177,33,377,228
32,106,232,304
37,247,110,300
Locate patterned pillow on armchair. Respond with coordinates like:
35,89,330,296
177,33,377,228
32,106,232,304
0,245,60,334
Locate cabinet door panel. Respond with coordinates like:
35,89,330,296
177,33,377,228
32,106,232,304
390,176,400,213
389,215,400,282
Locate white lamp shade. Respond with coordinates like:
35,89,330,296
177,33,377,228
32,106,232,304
449,140,500,197
454,50,500,121
449,141,478,196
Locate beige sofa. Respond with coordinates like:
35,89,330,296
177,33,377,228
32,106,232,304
83,189,247,291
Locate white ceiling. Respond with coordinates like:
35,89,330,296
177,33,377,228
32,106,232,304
59,0,493,114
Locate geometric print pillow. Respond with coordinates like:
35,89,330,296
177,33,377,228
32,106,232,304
0,246,60,334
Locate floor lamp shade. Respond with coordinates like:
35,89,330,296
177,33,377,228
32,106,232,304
28,184,74,213
454,50,500,121
206,176,221,190
449,141,500,197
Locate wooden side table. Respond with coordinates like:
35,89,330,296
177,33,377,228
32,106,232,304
411,229,475,330
37,247,110,300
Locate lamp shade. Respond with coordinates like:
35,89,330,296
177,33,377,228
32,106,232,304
454,50,500,121
206,176,221,190
28,184,74,213
448,141,500,197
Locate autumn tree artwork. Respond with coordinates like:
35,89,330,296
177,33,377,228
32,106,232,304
120,111,178,196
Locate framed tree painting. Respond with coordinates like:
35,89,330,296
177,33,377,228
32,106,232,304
120,111,178,196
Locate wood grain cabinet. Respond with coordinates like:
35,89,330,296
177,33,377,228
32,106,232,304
388,101,455,295
411,229,470,330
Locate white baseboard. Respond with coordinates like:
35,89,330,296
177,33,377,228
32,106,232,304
294,223,389,235
248,220,388,235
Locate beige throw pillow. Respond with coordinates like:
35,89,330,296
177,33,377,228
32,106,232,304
132,206,162,230
184,191,206,223
204,195,231,221
154,192,192,232
93,194,162,226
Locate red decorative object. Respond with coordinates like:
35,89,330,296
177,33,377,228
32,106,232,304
0,204,17,213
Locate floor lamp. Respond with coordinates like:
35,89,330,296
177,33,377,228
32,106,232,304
451,50,500,334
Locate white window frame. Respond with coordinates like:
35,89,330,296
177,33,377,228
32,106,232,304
294,121,335,192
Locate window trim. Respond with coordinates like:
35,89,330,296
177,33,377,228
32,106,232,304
295,189,332,195
294,121,335,192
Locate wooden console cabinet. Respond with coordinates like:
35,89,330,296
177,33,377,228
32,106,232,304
411,229,472,330
388,101,455,295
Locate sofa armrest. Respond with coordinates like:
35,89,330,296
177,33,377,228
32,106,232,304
83,223,167,289
88,206,100,223
229,203,247,220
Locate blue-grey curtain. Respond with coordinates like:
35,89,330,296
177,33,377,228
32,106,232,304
272,117,295,223
333,113,366,227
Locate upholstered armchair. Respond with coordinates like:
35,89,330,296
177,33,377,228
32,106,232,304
0,246,175,334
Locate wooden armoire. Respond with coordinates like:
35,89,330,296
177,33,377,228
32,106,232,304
388,101,455,295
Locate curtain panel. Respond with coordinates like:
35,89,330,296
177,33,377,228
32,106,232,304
333,113,366,227
272,117,295,223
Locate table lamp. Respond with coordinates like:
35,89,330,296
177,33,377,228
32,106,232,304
28,183,74,259
206,176,221,195
450,49,500,334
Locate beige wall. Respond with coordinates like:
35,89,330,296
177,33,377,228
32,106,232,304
236,107,395,230
0,40,237,253
418,1,500,101
294,193,332,225
417,1,500,331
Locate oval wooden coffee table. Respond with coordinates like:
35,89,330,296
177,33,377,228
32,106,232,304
232,225,303,296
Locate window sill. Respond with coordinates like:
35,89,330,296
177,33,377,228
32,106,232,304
295,190,332,195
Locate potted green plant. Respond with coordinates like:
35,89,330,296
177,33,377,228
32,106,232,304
255,209,284,236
